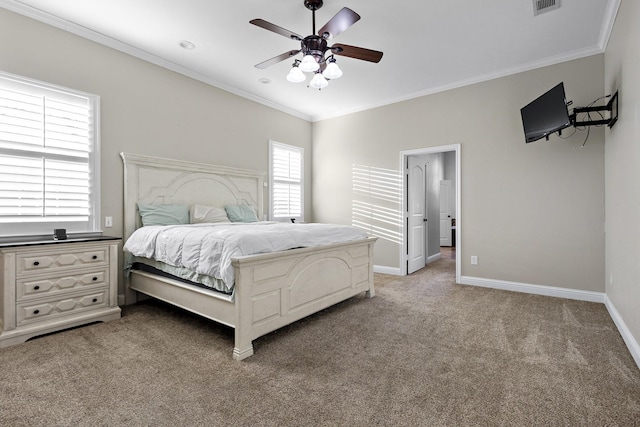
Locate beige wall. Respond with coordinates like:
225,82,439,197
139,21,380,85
604,0,640,353
0,8,312,295
312,55,606,292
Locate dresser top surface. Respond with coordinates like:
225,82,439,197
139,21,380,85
0,235,121,249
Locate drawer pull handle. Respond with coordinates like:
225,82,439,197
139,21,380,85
34,285,40,290
33,309,40,315
33,261,40,266
92,298,98,303
92,255,98,260
92,277,98,281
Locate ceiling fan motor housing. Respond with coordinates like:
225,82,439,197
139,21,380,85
302,35,328,62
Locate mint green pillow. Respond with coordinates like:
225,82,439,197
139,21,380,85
137,203,189,226
224,205,259,223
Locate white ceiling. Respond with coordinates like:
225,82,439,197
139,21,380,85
0,0,620,121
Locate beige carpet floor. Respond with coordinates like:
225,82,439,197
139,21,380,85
1,254,639,426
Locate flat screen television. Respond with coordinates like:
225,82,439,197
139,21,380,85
520,82,572,143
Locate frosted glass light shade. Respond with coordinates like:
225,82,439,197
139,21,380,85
322,61,343,79
299,54,320,72
286,66,306,83
309,72,328,89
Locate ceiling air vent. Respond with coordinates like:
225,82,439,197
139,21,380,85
533,0,560,16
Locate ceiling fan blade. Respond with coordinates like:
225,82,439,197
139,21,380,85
317,7,360,39
250,19,303,41
331,44,383,63
254,50,301,69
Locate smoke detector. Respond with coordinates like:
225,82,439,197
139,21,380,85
533,0,560,16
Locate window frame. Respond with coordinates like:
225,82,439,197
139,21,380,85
0,71,101,238
268,140,304,223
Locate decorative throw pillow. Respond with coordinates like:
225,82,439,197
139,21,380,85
137,203,189,226
190,205,230,224
224,205,259,223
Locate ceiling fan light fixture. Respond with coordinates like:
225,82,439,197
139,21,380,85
309,72,328,89
322,58,342,79
287,65,306,83
299,54,320,72
251,1,383,92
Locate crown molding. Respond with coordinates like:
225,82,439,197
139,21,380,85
598,0,621,51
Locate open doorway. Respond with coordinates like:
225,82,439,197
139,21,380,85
400,145,461,283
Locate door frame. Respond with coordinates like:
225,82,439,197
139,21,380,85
400,144,461,283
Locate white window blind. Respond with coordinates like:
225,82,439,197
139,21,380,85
0,72,100,237
269,141,303,221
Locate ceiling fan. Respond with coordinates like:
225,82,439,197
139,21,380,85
250,0,383,89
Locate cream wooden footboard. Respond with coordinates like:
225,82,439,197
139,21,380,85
232,238,375,359
121,152,376,360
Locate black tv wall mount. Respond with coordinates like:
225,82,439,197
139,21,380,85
570,91,618,128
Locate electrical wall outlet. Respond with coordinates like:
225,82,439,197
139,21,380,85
105,216,113,228
471,256,478,265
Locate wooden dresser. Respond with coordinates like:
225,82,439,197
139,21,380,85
0,236,121,348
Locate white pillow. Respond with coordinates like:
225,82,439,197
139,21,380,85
189,205,230,224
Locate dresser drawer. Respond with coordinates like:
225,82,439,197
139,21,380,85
16,289,109,326
16,247,108,277
16,268,109,301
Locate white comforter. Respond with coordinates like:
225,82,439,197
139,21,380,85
124,222,368,288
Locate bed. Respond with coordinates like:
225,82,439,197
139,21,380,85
121,152,376,360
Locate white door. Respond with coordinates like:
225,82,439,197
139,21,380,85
407,157,426,273
439,180,452,246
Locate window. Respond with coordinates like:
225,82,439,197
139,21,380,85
0,71,100,237
269,141,303,222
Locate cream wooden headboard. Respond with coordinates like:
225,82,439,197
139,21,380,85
120,153,265,241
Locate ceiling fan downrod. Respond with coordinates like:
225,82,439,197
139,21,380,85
304,0,323,34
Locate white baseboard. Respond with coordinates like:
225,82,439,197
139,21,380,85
374,256,441,275
374,265,401,275
604,296,640,370
459,275,605,303
427,253,442,264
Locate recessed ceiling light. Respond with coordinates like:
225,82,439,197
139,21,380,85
179,40,195,50
258,78,271,84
